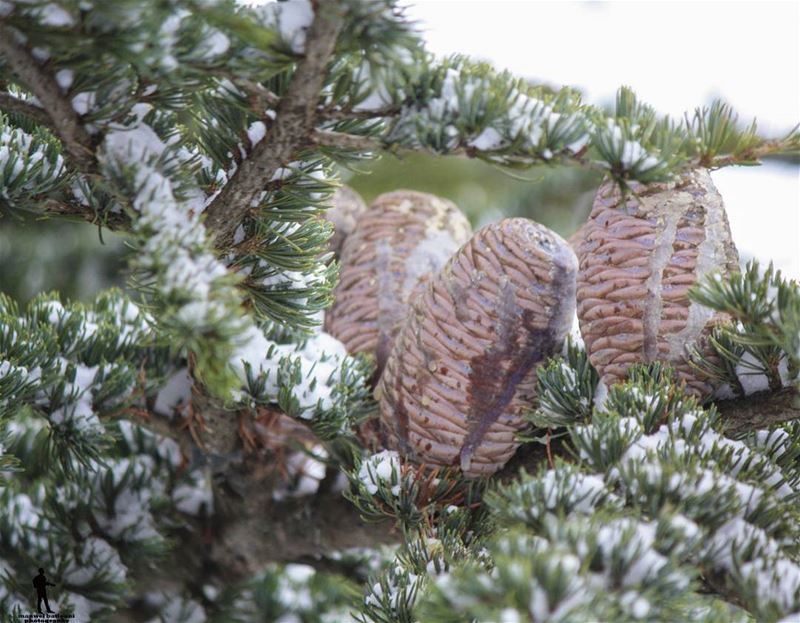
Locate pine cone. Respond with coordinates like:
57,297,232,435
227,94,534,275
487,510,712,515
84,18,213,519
575,168,739,397
378,218,577,477
327,190,472,376
323,185,367,257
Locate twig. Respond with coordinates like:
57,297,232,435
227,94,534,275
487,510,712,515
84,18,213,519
0,23,96,172
717,386,800,437
710,140,798,168
203,1,346,247
217,72,281,109
311,128,383,151
318,104,402,120
0,90,57,131
216,71,401,122
39,196,130,230
545,428,554,469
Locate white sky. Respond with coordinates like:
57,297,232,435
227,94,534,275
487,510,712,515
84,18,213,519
408,1,799,134
406,0,800,278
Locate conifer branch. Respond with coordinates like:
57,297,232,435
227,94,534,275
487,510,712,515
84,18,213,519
710,137,800,168
216,73,400,122
131,399,397,578
0,23,96,172
125,383,800,583
203,1,346,247
311,128,384,151
208,471,398,580
39,196,129,230
718,387,800,437
0,90,56,131
217,73,281,110
318,104,402,120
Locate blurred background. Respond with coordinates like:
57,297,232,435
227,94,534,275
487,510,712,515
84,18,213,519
1,0,797,303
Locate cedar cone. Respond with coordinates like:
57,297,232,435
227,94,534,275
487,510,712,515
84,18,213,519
323,185,368,257
378,218,578,477
568,222,587,253
326,190,472,377
575,168,739,397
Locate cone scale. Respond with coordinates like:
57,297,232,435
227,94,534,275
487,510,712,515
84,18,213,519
575,168,739,397
378,218,577,477
327,190,472,377
323,185,367,257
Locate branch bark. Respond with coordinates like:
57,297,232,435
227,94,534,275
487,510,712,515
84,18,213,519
0,23,96,172
134,393,397,585
39,196,130,230
498,388,800,479
203,1,346,247
0,90,57,131
318,105,402,121
311,128,383,152
209,460,397,581
717,386,800,437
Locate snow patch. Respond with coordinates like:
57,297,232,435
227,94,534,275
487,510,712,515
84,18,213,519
259,0,314,54
358,450,402,496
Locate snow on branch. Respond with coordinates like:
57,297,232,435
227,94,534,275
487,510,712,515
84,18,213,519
100,106,250,395
412,372,800,621
0,90,56,130
0,22,95,172
386,61,589,163
0,113,66,206
203,0,346,246
229,323,372,438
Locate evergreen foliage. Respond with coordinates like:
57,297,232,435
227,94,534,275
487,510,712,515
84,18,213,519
690,261,800,396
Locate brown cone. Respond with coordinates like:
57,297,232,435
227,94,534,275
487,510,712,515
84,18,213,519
326,190,472,377
323,185,368,257
568,222,587,253
378,218,577,478
575,168,739,397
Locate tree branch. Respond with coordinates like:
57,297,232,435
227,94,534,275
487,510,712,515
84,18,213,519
132,389,397,584
0,23,96,172
38,196,130,230
498,388,800,479
214,71,281,110
203,2,346,247
215,68,401,123
0,90,57,131
311,128,383,152
209,464,397,581
318,104,402,120
717,386,800,437
710,139,800,168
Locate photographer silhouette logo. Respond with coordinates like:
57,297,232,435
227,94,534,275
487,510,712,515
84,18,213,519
33,568,56,615
18,567,76,621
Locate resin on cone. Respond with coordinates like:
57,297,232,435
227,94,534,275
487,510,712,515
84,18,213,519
323,185,367,257
378,218,577,477
327,190,472,376
575,168,739,397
